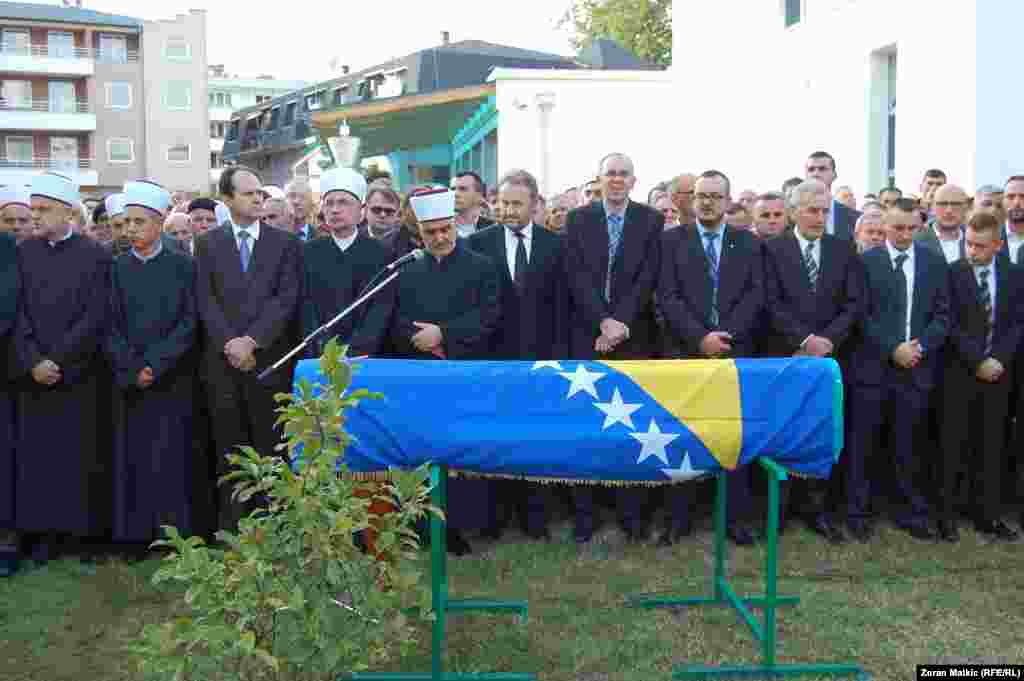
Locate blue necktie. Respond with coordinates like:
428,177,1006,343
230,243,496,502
605,213,624,302
238,229,251,273
704,231,720,327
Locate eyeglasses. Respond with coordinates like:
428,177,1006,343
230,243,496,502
695,193,726,203
369,206,397,216
934,201,966,209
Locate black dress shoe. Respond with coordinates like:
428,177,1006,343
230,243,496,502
808,518,846,545
525,527,551,542
726,524,756,546
975,519,1019,541
937,519,960,543
905,523,936,541
847,520,874,543
574,533,592,545
657,521,693,547
446,529,473,556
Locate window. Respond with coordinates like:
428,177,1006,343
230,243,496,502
210,151,222,169
1,80,32,109
305,90,324,111
108,138,134,163
98,34,127,63
164,81,192,111
332,86,347,106
269,106,280,129
5,136,33,164
225,93,232,107
167,144,191,163
256,95,270,104
208,93,215,106
48,81,76,113
47,31,74,59
283,101,296,125
1,30,29,56
50,136,78,171
209,121,226,138
227,120,239,140
785,0,802,27
105,81,132,109
164,36,191,61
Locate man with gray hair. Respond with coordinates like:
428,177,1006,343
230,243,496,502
565,152,664,543
974,184,1006,225
261,197,294,232
669,173,697,225
467,169,568,541
853,212,887,254
284,178,315,241
763,178,863,544
803,151,861,240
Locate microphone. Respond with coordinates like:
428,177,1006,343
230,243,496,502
386,248,425,270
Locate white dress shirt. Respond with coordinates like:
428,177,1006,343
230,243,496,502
504,223,533,280
331,229,358,253
1006,227,1024,265
794,230,820,272
933,225,962,264
48,225,73,247
132,239,164,264
232,220,261,250
887,242,914,342
826,199,838,236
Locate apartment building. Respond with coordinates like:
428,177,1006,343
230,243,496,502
208,65,306,188
0,2,209,195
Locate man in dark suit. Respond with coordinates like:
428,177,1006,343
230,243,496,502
999,176,1024,265
804,151,861,241
848,199,950,542
467,169,568,541
940,212,1023,541
194,165,303,531
1003,177,1024,530
763,179,863,544
914,184,967,265
564,152,663,543
657,170,762,546
452,171,495,238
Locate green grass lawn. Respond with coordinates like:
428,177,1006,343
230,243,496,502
1,517,1022,681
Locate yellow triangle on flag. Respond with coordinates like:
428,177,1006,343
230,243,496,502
600,360,743,470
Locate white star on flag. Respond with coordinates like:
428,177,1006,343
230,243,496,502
559,364,606,399
631,419,679,466
531,361,563,371
660,452,707,482
593,388,642,430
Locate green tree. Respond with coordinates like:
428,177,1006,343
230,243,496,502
562,0,673,68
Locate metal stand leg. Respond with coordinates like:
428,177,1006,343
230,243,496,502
628,461,868,680
351,464,535,681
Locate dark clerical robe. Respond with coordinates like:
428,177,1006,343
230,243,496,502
107,247,198,542
14,233,111,537
0,233,19,532
302,233,394,357
389,243,501,529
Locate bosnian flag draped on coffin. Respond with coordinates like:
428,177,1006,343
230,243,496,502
293,357,843,485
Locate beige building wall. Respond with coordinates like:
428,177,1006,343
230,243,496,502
140,9,209,192
91,33,145,192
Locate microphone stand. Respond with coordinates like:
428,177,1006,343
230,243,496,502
256,269,402,382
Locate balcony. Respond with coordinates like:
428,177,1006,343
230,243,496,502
222,119,312,161
0,99,96,132
0,157,98,186
0,44,139,77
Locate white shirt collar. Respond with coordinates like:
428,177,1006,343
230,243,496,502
48,225,73,247
232,220,261,242
331,229,359,253
794,229,818,254
886,241,913,264
132,239,164,263
933,223,963,241
603,199,629,219
506,222,534,239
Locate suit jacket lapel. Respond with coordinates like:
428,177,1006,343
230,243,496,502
618,202,642,281
717,227,737,305
685,226,711,311
495,226,513,285
996,261,1010,329
591,202,610,275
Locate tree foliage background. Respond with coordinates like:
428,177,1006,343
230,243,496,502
561,0,673,68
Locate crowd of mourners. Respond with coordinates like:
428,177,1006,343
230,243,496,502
0,147,1021,575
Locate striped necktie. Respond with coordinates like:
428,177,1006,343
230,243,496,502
978,268,993,353
605,213,624,302
704,231,720,326
804,241,819,293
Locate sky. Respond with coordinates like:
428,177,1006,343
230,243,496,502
57,0,580,82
